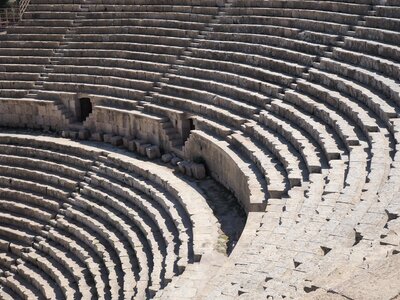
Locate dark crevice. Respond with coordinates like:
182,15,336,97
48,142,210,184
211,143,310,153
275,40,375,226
353,230,363,246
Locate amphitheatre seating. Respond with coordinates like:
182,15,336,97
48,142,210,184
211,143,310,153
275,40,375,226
0,0,400,298
0,134,222,299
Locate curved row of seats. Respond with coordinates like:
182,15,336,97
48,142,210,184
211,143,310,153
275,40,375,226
0,134,221,299
150,0,400,298
0,0,399,298
0,0,225,106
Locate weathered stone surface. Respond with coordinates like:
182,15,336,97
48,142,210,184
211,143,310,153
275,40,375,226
191,163,206,180
90,132,103,142
110,135,123,146
170,157,182,166
78,129,90,140
161,153,173,163
1,0,400,298
146,145,161,159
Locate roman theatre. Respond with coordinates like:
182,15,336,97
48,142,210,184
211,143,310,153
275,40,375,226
0,0,399,299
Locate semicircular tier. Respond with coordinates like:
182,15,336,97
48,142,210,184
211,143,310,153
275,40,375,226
0,133,245,300
0,0,400,298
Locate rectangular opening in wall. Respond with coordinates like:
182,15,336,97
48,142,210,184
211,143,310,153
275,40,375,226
79,98,92,122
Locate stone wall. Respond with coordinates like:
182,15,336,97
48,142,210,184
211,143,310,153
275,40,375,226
184,130,266,213
0,99,68,130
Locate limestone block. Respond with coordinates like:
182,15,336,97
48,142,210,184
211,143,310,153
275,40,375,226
185,162,193,177
127,140,136,152
111,136,123,146
138,143,151,156
171,157,182,166
161,153,173,163
91,132,103,142
122,136,134,148
134,139,144,152
191,163,206,180
146,145,161,160
78,129,90,140
103,133,113,143
69,131,78,139
177,161,189,174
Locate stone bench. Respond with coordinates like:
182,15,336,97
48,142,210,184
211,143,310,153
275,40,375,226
0,175,71,201
65,195,141,297
22,11,77,20
268,100,343,160
190,47,305,76
0,40,60,49
0,55,50,65
0,164,78,191
0,274,38,300
161,82,258,116
18,19,74,27
0,154,86,181
55,216,120,299
0,199,53,223
46,228,108,300
318,57,400,111
365,15,400,32
2,34,66,42
167,73,270,107
6,26,69,35
75,25,200,39
0,227,35,247
66,40,184,56
0,212,44,235
0,187,60,212
0,82,33,94
284,89,360,149
22,250,77,299
15,262,61,299
0,64,44,73
242,121,304,187
152,91,247,128
230,133,288,198
232,0,370,15
354,25,400,46
42,81,147,100
332,47,400,84
61,48,176,66
259,111,323,174
220,15,349,35
91,0,223,5
203,30,327,56
0,144,93,169
305,70,383,135
52,65,161,82
83,4,218,14
88,166,187,274
0,72,39,82
0,47,54,57
56,55,170,73
80,11,214,23
71,33,192,47
34,240,92,299
226,7,359,25
181,56,294,86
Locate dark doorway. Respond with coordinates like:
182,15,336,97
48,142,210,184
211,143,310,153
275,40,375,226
189,118,195,131
79,98,92,122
